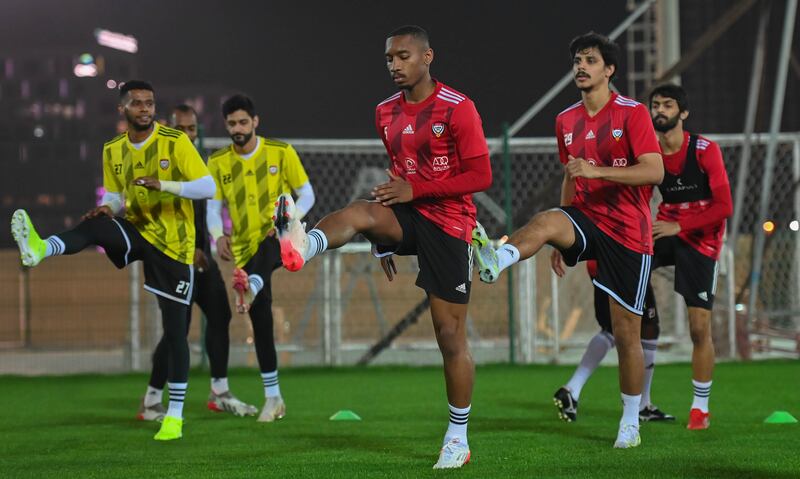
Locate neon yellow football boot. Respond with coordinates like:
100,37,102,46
153,416,183,441
11,209,47,267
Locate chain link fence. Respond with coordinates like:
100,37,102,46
1,133,798,374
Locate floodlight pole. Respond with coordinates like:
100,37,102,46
747,0,798,323
483,0,657,224
494,0,656,148
729,0,770,250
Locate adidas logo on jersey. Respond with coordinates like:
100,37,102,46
698,291,708,301
403,124,415,135
134,161,144,169
585,130,595,140
455,283,467,294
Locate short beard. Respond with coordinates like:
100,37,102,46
126,112,153,132
653,114,680,133
130,120,153,132
231,131,253,147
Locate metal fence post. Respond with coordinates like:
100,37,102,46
725,247,736,358
332,251,343,366
516,258,536,363
322,254,332,365
551,268,560,363
793,139,800,329
530,256,537,362
129,262,141,371
503,123,515,364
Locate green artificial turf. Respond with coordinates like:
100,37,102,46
0,361,797,478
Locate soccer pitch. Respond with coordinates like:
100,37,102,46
2,361,798,478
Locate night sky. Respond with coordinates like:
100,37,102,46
2,0,632,138
3,1,797,138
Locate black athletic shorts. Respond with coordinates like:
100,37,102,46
240,235,282,301
374,204,472,304
557,207,652,315
109,217,194,305
594,282,659,333
652,236,718,309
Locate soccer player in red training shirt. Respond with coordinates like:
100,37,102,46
274,25,491,469
473,32,663,448
647,84,732,430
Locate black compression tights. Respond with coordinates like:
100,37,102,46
249,291,278,373
56,216,131,268
148,296,190,387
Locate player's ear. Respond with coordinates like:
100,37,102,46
424,48,434,67
252,115,260,129
605,63,615,79
680,110,689,121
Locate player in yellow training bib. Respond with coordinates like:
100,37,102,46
137,104,259,424
10,80,215,442
207,94,315,422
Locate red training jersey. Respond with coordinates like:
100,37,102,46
656,132,731,260
375,81,491,243
556,93,661,254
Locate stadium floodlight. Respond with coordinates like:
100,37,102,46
790,220,799,232
73,63,98,77
94,28,138,53
762,220,775,233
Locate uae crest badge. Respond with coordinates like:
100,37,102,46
612,129,623,141
159,159,170,170
432,123,446,138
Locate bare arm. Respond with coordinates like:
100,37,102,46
560,171,576,206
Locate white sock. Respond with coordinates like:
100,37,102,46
45,236,65,257
305,228,328,261
211,377,229,395
641,339,658,408
621,393,641,427
496,244,520,272
261,371,281,398
444,403,470,446
691,379,712,413
566,331,615,400
248,274,264,297
144,385,163,407
166,382,188,419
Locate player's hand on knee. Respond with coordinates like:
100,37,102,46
380,255,397,281
216,236,233,261
81,205,113,221
132,176,161,190
550,249,566,277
